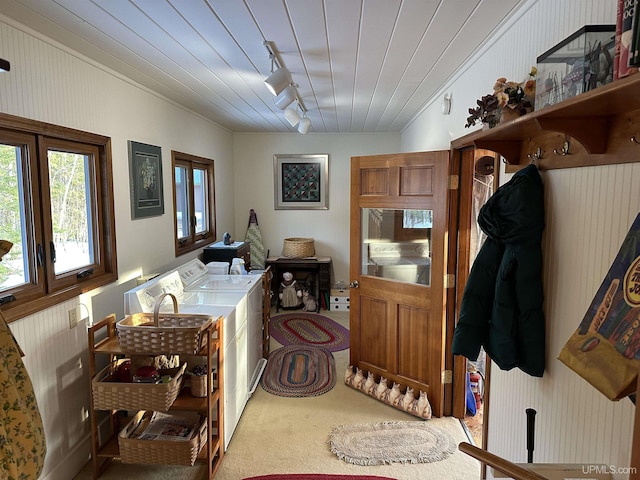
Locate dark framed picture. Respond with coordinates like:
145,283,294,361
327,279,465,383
273,154,329,210
128,141,164,219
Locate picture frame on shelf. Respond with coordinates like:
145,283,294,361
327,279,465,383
128,140,164,219
273,153,329,210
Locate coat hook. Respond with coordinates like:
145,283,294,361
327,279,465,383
631,135,640,145
528,147,543,163
554,140,570,156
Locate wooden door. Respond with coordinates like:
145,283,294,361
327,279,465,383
349,151,450,416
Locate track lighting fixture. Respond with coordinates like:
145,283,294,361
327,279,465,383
264,65,291,96
284,105,301,127
297,115,311,134
264,41,312,133
274,85,296,110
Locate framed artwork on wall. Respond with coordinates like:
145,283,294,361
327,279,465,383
128,140,164,219
273,154,329,210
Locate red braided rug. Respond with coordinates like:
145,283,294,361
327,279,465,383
244,475,396,480
269,313,349,352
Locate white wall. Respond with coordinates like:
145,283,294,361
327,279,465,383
0,17,235,480
232,133,401,284
401,0,636,478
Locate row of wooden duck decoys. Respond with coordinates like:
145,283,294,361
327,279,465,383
344,365,432,420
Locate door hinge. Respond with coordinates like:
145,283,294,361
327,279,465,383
447,175,459,190
441,370,453,384
444,274,455,288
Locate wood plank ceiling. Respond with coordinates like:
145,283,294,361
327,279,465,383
1,0,526,133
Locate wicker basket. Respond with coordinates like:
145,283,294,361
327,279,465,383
283,237,315,258
189,373,208,398
118,411,207,466
92,360,186,411
116,293,213,354
189,371,217,398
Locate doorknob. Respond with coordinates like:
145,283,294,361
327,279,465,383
349,280,359,288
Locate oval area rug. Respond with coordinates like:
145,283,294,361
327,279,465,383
269,313,349,352
328,421,456,466
261,345,336,397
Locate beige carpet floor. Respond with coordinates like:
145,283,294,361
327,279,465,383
75,310,480,480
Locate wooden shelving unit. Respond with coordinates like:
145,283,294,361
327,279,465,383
452,73,640,171
87,314,224,479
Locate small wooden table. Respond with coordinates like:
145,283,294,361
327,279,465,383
265,256,332,312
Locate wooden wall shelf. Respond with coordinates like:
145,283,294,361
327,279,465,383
452,73,640,171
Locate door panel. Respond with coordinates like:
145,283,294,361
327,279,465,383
357,296,390,371
400,166,434,195
350,151,449,416
397,305,430,380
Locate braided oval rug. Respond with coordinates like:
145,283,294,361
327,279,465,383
328,421,456,466
269,313,349,352
261,345,336,397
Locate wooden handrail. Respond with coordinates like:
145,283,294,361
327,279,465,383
458,442,549,480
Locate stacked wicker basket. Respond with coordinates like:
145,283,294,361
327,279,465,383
91,293,215,466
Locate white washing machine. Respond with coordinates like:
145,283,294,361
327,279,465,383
123,260,266,451
174,260,266,399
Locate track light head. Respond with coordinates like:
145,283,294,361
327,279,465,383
0,58,10,72
284,106,301,127
297,116,311,134
274,85,296,110
264,67,291,96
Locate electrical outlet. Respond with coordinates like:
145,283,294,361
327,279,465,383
68,308,78,329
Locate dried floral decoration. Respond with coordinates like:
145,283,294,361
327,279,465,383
465,67,537,129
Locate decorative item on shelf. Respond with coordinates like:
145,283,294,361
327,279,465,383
465,67,536,129
189,364,214,398
283,237,315,257
537,25,615,109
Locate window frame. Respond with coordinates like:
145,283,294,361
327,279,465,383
171,150,216,257
0,112,118,322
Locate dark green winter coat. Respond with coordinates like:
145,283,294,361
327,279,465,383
452,164,545,377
